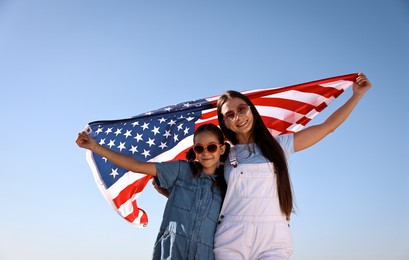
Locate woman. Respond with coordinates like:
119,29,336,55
213,73,371,259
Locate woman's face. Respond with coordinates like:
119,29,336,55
220,97,254,143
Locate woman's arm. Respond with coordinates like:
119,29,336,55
76,131,157,176
294,73,371,152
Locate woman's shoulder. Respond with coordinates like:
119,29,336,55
275,133,294,143
275,134,294,155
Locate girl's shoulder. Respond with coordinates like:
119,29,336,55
155,160,192,174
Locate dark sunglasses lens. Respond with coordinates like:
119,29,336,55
207,144,218,152
193,145,204,153
238,105,249,114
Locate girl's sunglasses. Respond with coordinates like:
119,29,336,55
193,144,222,154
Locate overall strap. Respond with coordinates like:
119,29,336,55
229,146,238,168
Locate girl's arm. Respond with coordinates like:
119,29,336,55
76,131,157,176
293,73,371,152
152,178,170,198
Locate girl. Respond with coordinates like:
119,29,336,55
76,123,230,260
213,73,371,259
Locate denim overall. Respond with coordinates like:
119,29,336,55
154,160,222,260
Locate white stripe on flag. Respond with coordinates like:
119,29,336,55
319,80,352,90
117,195,136,217
152,134,193,162
256,105,305,123
131,210,146,225
107,171,146,199
264,90,333,107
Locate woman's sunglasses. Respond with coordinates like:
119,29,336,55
193,143,223,154
223,104,251,123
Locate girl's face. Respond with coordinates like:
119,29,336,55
193,131,225,175
221,97,254,143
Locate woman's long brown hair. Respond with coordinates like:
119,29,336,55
217,90,293,218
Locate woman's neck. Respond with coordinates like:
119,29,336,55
237,133,254,144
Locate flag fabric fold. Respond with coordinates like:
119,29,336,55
84,73,358,227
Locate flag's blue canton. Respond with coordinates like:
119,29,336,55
88,98,212,189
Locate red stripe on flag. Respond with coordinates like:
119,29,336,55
287,83,345,98
124,200,148,225
294,116,313,128
242,73,357,100
253,98,316,115
113,175,152,208
332,88,345,99
261,116,293,134
314,101,329,113
200,109,217,120
195,118,219,129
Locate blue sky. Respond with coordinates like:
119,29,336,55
1,1,408,259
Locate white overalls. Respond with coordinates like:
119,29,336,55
214,137,293,260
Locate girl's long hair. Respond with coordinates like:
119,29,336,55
217,90,293,218
186,124,230,197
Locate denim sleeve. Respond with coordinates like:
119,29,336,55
155,161,188,190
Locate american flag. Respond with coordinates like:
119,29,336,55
84,73,358,227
